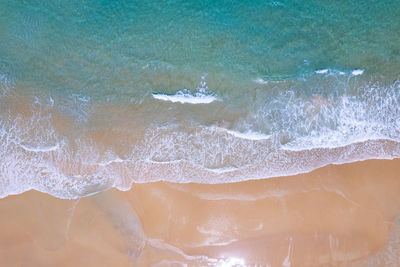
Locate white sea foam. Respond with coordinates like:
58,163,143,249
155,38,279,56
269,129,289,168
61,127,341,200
314,68,364,76
315,69,329,74
152,90,218,104
224,129,271,141
205,166,238,174
268,1,284,7
254,78,269,84
72,94,90,103
257,68,364,84
254,77,285,84
153,75,219,104
351,69,364,76
98,157,125,166
19,143,60,152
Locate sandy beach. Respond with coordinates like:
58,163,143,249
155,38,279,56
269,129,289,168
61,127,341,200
0,158,399,266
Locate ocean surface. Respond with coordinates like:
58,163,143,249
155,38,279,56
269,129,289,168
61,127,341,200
0,0,399,198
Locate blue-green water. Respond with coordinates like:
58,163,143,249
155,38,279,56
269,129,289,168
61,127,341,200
0,0,400,198
2,0,400,96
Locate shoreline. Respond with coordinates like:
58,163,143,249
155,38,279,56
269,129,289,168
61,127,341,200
1,84,400,199
0,158,399,266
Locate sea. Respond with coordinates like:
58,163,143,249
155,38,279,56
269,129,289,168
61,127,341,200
0,0,399,198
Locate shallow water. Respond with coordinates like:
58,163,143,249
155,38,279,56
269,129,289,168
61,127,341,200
0,0,400,198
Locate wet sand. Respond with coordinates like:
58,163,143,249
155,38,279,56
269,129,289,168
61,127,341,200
0,158,399,266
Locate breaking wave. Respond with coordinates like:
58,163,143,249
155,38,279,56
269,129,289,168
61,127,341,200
152,75,219,104
152,90,219,104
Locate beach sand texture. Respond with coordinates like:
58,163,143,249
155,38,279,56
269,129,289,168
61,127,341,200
0,159,399,266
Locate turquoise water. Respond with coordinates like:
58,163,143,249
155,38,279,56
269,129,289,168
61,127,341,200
0,0,400,198
2,0,400,95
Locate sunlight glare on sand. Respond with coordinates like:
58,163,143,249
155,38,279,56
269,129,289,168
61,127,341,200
217,257,246,267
